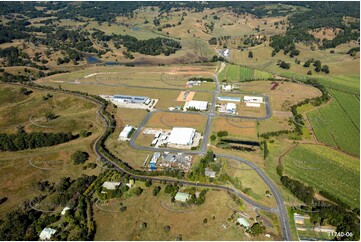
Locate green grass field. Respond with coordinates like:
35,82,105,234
307,97,359,156
218,64,272,82
239,66,254,81
330,89,360,130
283,144,359,208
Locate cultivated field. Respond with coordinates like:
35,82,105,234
282,144,359,208
307,97,360,156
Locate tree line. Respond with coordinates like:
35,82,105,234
0,130,75,151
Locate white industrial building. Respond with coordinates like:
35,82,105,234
39,228,56,240
118,125,135,141
168,127,196,145
112,95,151,104
184,100,208,111
226,103,237,113
243,96,263,103
102,181,121,190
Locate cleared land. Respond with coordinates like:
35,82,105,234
93,186,276,240
212,117,258,141
145,112,207,132
0,85,102,216
0,85,98,133
282,144,359,208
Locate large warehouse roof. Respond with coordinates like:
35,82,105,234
168,127,196,145
184,100,208,111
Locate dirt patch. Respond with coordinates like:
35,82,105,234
176,91,195,102
309,28,341,40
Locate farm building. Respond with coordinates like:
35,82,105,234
222,84,233,91
102,181,121,190
226,103,237,113
205,168,216,178
175,192,191,202
168,127,196,145
39,228,56,240
237,218,250,228
184,100,208,111
118,125,135,140
243,96,263,103
112,95,151,104
218,96,241,102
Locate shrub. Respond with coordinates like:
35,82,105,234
71,151,89,165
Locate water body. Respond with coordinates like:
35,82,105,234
86,56,101,64
221,139,260,147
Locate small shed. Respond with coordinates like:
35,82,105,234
237,217,250,228
174,192,191,202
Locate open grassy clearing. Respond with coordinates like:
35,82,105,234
145,112,207,132
282,144,359,208
236,81,321,112
230,43,360,77
218,64,268,82
212,117,258,141
93,186,276,240
0,84,98,134
258,116,292,134
307,98,359,156
222,158,276,208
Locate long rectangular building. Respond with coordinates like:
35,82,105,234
184,100,208,111
112,95,151,104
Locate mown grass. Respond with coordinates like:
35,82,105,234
283,144,359,208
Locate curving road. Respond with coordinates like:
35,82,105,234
14,64,292,240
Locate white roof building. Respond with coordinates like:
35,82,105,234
244,96,263,103
168,127,196,145
226,103,237,113
174,192,191,202
39,228,56,240
102,181,121,190
184,100,208,111
118,125,134,140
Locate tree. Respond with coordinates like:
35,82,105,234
45,111,56,121
279,61,290,69
141,222,147,229
152,186,161,196
145,180,152,187
248,51,253,58
249,223,265,236
203,218,208,224
313,60,322,72
217,131,228,137
120,206,127,212
307,70,312,75
19,87,32,96
321,65,329,74
71,151,89,165
133,187,143,196
210,134,216,141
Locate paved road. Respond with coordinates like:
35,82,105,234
18,64,292,240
